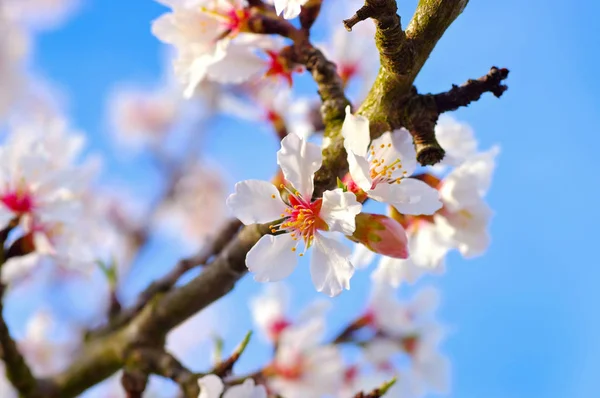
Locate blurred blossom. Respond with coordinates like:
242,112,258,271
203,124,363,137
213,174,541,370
434,115,479,168
320,21,378,89
250,283,330,343
219,84,315,138
155,162,228,246
152,1,294,96
3,0,80,31
0,7,29,119
18,309,80,377
108,85,182,150
358,285,450,398
0,116,103,284
267,318,345,398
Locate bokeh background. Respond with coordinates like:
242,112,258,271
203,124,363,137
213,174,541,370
6,0,600,397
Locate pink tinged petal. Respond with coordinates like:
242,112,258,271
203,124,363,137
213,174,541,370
310,234,354,297
226,180,287,225
246,234,298,282
277,134,322,198
370,179,442,215
198,374,224,398
319,189,361,235
341,105,371,157
347,150,372,191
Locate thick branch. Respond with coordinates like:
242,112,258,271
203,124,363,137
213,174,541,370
90,219,242,338
127,348,199,398
357,0,470,158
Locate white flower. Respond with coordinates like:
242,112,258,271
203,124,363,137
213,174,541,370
107,85,181,149
155,162,228,246
198,374,224,398
250,283,331,342
268,318,345,398
434,115,478,167
371,221,450,287
218,84,315,139
224,378,267,398
227,134,362,296
341,107,442,215
250,283,291,341
436,147,499,257
152,1,284,96
18,309,79,377
272,0,308,19
0,117,100,283
320,21,377,87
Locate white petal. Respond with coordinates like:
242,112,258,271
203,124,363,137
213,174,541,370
226,180,287,225
206,40,266,84
320,189,361,235
435,115,478,167
369,179,442,215
370,129,417,177
410,223,451,268
246,234,298,282
350,243,376,269
341,105,370,157
309,234,354,297
277,134,322,198
198,374,224,398
347,150,372,191
223,378,267,398
371,256,426,287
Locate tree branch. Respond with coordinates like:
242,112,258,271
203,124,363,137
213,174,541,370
0,284,39,397
432,66,510,113
89,219,242,338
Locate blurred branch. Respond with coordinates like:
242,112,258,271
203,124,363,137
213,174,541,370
0,284,40,397
89,218,242,339
126,348,199,398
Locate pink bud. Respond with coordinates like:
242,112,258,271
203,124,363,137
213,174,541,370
350,213,409,259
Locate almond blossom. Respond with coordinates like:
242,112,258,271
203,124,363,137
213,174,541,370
341,107,442,215
266,318,345,398
371,146,499,287
153,0,291,96
359,285,450,398
227,134,362,296
250,283,330,342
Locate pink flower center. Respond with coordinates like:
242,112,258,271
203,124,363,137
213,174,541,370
224,7,250,35
338,63,359,84
1,189,35,214
270,187,327,253
264,51,294,87
344,365,359,384
268,318,292,340
274,353,305,380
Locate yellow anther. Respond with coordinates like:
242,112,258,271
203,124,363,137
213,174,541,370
388,143,392,147
271,194,276,199
299,253,304,257
380,144,385,148
271,229,277,233
291,247,296,252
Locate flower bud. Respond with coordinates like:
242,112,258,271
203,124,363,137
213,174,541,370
350,213,409,259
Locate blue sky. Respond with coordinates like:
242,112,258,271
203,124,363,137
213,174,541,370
23,0,600,397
